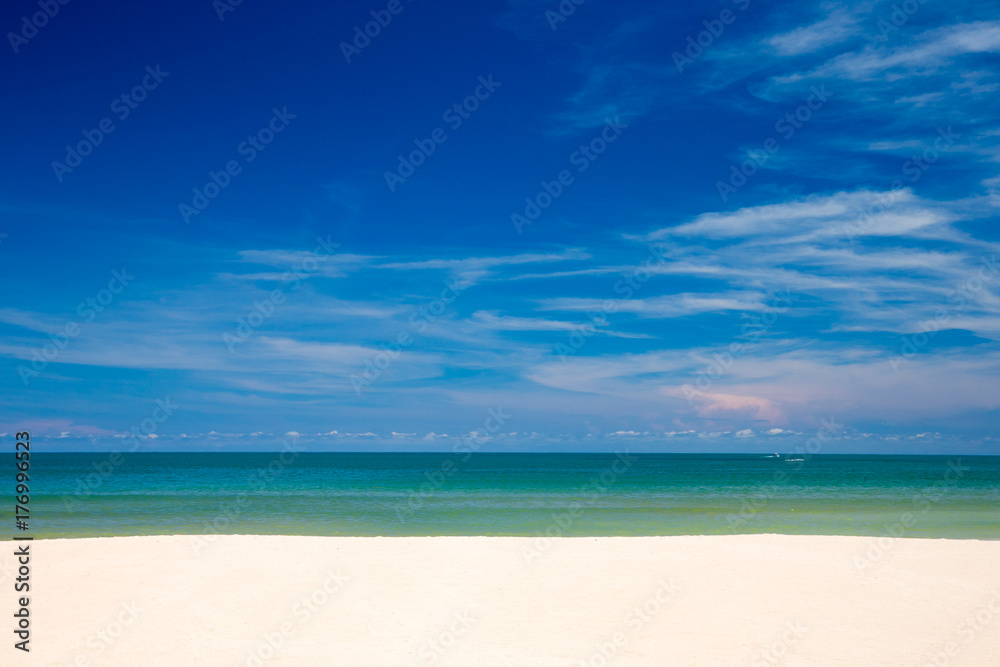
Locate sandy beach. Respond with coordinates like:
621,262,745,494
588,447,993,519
3,534,999,666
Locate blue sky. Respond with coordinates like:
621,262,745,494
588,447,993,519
2,0,999,453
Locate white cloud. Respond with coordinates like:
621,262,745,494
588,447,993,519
773,21,1000,84
379,250,589,287
649,189,952,241
637,189,1000,341
233,250,374,279
538,292,769,319
468,311,652,338
767,8,861,56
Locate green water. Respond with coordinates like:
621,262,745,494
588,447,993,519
12,453,1000,539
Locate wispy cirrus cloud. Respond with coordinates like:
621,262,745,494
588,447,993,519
773,21,1000,84
766,7,864,56
6,0,1000,448
642,190,1000,340
223,250,375,280
378,249,590,287
538,292,769,319
650,189,958,242
469,311,654,338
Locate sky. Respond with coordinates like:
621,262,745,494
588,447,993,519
1,0,999,453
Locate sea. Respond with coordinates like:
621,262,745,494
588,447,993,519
23,453,1000,539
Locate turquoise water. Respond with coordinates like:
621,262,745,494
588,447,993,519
14,453,1000,539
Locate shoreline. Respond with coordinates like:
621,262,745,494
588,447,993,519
17,532,1000,541
4,534,999,665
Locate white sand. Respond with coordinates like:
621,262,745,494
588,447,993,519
2,534,999,666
